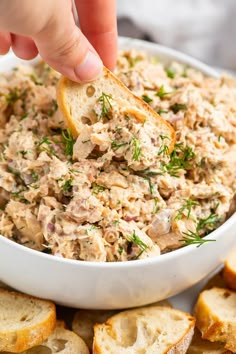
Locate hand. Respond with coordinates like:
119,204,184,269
0,0,117,82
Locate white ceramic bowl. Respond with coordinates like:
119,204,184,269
0,38,235,309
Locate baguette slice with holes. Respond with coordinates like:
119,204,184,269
0,289,56,353
187,329,232,354
93,305,195,354
72,300,172,351
56,67,175,152
223,249,236,290
194,287,236,352
2,322,90,354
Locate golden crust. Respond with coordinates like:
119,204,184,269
0,289,56,353
93,306,195,354
223,250,236,291
56,66,176,153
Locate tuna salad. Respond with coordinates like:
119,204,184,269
0,50,235,262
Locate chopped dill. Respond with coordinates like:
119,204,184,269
197,213,221,233
155,85,171,98
127,231,149,259
132,136,141,161
98,92,113,120
48,99,58,117
170,103,187,114
166,68,176,79
111,140,129,151
62,178,73,193
181,230,215,247
61,129,75,156
175,199,199,220
161,143,196,177
92,183,106,194
31,170,38,182
142,95,153,104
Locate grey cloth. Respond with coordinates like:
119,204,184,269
117,0,236,70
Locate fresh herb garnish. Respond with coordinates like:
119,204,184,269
62,178,73,193
111,140,129,151
142,95,153,104
155,85,171,98
196,213,221,233
31,170,38,182
48,99,58,117
124,55,141,68
30,74,43,86
175,199,199,220
118,245,124,255
38,137,58,157
218,134,223,142
92,183,106,194
61,129,75,156
127,231,149,259
19,150,27,158
38,137,52,146
166,68,176,79
5,88,27,105
153,198,160,214
170,103,187,114
157,109,169,115
181,230,215,247
20,113,28,121
158,135,170,156
144,177,154,194
161,143,196,177
132,136,141,161
98,92,113,120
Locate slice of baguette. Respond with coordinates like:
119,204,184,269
193,287,236,352
223,249,236,290
2,322,90,354
72,300,172,351
0,289,56,353
93,305,195,354
56,67,175,152
187,329,232,354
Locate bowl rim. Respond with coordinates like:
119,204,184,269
0,37,235,268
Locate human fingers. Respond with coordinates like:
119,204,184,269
75,0,118,70
11,34,38,60
0,31,11,55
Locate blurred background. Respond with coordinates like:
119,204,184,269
117,0,236,70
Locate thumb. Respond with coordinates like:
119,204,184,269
33,9,103,83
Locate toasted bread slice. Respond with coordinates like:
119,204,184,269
223,249,236,290
93,305,195,354
56,67,175,152
194,287,236,352
2,322,90,354
0,289,56,353
72,300,172,351
187,329,231,354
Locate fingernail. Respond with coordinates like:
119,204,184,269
75,51,103,82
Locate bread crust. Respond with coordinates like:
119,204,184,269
223,250,236,291
194,287,236,353
93,306,195,354
0,289,56,353
56,67,176,153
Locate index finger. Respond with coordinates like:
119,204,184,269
75,0,117,70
